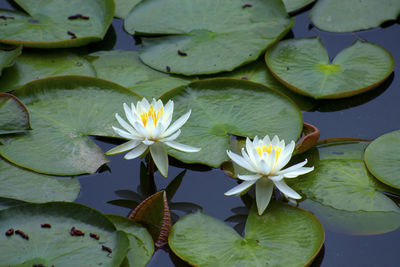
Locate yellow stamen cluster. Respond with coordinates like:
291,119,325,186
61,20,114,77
256,145,282,159
140,105,163,127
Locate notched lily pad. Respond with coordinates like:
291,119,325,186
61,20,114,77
161,79,303,168
0,76,140,175
265,38,394,99
169,202,324,267
0,202,129,266
0,0,115,48
125,0,293,75
0,92,30,134
0,45,21,75
364,130,400,189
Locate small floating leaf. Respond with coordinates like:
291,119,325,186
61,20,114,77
265,38,394,99
0,93,30,134
0,45,21,76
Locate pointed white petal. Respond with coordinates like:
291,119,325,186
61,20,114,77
105,140,141,155
165,141,200,152
256,178,274,215
262,135,271,145
123,103,136,126
265,149,276,172
253,136,259,145
271,135,279,146
152,122,164,139
241,148,258,171
246,138,259,165
160,129,181,142
224,180,257,196
237,174,262,181
112,126,135,140
115,113,138,136
162,100,174,128
275,141,295,171
140,98,150,109
277,159,309,175
133,122,148,137
124,143,148,159
150,142,169,177
154,99,163,110
258,159,271,175
268,174,283,182
274,180,301,199
283,167,314,178
162,110,191,137
227,150,257,172
142,139,155,146
147,116,155,133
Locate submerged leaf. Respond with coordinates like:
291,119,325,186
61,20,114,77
0,93,30,134
0,45,21,76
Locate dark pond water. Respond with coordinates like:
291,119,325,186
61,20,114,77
2,0,400,266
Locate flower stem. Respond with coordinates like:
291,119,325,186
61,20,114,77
147,154,157,194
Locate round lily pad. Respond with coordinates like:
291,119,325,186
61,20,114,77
0,76,140,175
309,0,400,32
266,38,394,99
161,79,303,167
125,0,293,75
364,130,400,189
289,140,400,213
0,0,115,48
0,45,21,76
0,202,129,266
283,0,314,13
0,93,30,134
169,202,324,266
0,50,95,92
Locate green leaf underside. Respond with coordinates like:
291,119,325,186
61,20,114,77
169,202,324,267
0,93,30,134
161,79,303,167
0,202,129,266
0,197,24,211
309,0,400,32
0,0,115,48
125,0,293,75
283,0,315,13
0,158,80,203
0,76,140,176
114,0,142,19
0,46,21,76
107,215,154,267
364,130,400,189
265,38,394,99
289,140,400,213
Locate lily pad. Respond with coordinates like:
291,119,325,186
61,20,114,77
161,79,303,167
309,0,400,32
0,76,140,175
364,130,400,189
289,140,400,213
0,0,115,48
125,0,293,75
87,50,193,99
169,202,324,267
0,197,24,211
0,202,129,266
0,45,21,75
265,38,394,99
283,0,315,13
107,215,154,267
0,50,95,92
0,158,80,203
0,93,30,134
114,0,141,19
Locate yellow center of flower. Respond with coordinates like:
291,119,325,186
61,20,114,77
256,145,282,159
140,105,163,127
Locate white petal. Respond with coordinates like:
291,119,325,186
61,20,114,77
112,126,135,140
268,174,283,182
271,135,279,146
152,122,164,139
262,135,271,145
162,100,174,128
246,138,259,165
256,178,274,215
150,142,169,177
140,98,150,110
237,174,262,181
265,149,276,172
165,141,200,152
274,180,301,199
160,129,181,142
124,143,148,159
224,180,257,196
123,103,136,126
227,150,257,172
277,159,309,175
147,116,155,133
258,159,271,175
153,99,163,110
105,140,141,155
283,167,314,178
162,110,191,137
133,121,148,137
142,139,155,146
241,148,258,171
274,141,295,171
115,113,138,136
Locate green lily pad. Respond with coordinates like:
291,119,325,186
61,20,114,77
0,93,30,134
0,0,115,48
0,202,129,266
114,0,141,19
87,50,193,99
283,0,314,13
0,50,95,92
364,130,400,189
125,0,293,75
0,76,140,175
0,197,24,211
309,0,400,32
289,140,400,213
265,38,394,99
0,158,80,203
169,202,324,267
107,215,154,267
161,79,303,167
0,45,21,75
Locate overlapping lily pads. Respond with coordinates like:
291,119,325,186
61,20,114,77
0,202,129,266
125,0,294,75
0,45,21,75
0,93,30,134
309,0,400,32
114,0,141,19
283,0,315,13
0,0,115,48
364,130,400,189
161,79,303,167
0,76,140,175
266,38,394,99
169,202,324,266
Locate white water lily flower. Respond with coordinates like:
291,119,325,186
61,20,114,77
225,135,314,215
106,98,200,177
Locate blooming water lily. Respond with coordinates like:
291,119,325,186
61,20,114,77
225,135,314,215
106,98,200,177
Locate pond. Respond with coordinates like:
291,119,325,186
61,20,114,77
0,0,400,266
